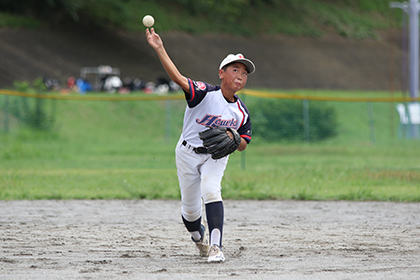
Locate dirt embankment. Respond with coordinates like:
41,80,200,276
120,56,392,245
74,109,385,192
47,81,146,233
0,27,404,91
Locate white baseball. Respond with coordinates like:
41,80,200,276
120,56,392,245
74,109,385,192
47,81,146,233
142,15,155,28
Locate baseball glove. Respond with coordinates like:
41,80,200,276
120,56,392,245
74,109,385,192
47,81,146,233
198,127,242,159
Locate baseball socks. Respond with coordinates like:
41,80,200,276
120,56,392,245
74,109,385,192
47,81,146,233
206,201,225,262
205,201,224,246
181,202,226,262
182,216,209,257
182,216,202,241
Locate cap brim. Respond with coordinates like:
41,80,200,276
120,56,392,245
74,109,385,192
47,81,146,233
237,59,255,75
219,55,256,75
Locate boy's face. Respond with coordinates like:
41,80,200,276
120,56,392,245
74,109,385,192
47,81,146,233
219,62,249,92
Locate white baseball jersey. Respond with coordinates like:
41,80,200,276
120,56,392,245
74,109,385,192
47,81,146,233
180,78,252,147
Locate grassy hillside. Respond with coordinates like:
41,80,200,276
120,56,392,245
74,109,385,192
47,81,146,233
0,0,399,38
1,91,419,201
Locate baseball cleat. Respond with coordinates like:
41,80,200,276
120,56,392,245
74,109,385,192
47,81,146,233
192,224,209,257
207,245,225,263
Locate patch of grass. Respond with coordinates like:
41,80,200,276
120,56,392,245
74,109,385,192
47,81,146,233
142,0,395,38
0,169,179,200
1,0,398,38
0,12,43,28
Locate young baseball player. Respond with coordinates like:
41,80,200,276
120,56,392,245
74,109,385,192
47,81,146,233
146,27,254,263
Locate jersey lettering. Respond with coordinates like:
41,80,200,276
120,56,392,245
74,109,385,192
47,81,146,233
196,114,237,128
196,114,220,127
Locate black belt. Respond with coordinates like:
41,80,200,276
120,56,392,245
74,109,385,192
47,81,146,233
182,140,208,154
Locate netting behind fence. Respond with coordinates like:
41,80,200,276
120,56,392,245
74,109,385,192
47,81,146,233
1,89,419,144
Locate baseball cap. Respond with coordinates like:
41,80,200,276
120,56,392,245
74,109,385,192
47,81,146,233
219,53,255,75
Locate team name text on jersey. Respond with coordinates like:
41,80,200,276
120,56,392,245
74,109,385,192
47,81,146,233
196,114,237,128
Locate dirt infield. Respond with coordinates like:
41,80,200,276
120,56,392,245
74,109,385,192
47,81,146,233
0,200,419,279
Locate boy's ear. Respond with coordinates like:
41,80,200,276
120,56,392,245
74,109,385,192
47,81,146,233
218,69,224,80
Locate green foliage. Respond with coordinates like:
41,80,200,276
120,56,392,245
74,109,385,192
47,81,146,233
10,78,56,131
0,0,86,22
80,1,128,28
356,0,393,13
176,0,249,23
0,12,42,28
250,99,337,142
0,0,397,38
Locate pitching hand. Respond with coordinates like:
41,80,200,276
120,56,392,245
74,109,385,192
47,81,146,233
146,28,163,51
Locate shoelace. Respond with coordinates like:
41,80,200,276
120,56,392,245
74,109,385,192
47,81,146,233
209,245,220,254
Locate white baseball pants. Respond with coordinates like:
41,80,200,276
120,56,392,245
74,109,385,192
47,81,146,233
175,138,228,222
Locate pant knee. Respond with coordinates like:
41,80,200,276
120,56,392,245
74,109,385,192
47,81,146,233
201,176,222,203
181,205,201,222
202,191,222,204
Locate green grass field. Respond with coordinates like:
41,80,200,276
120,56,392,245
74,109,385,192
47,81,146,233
1,90,419,201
